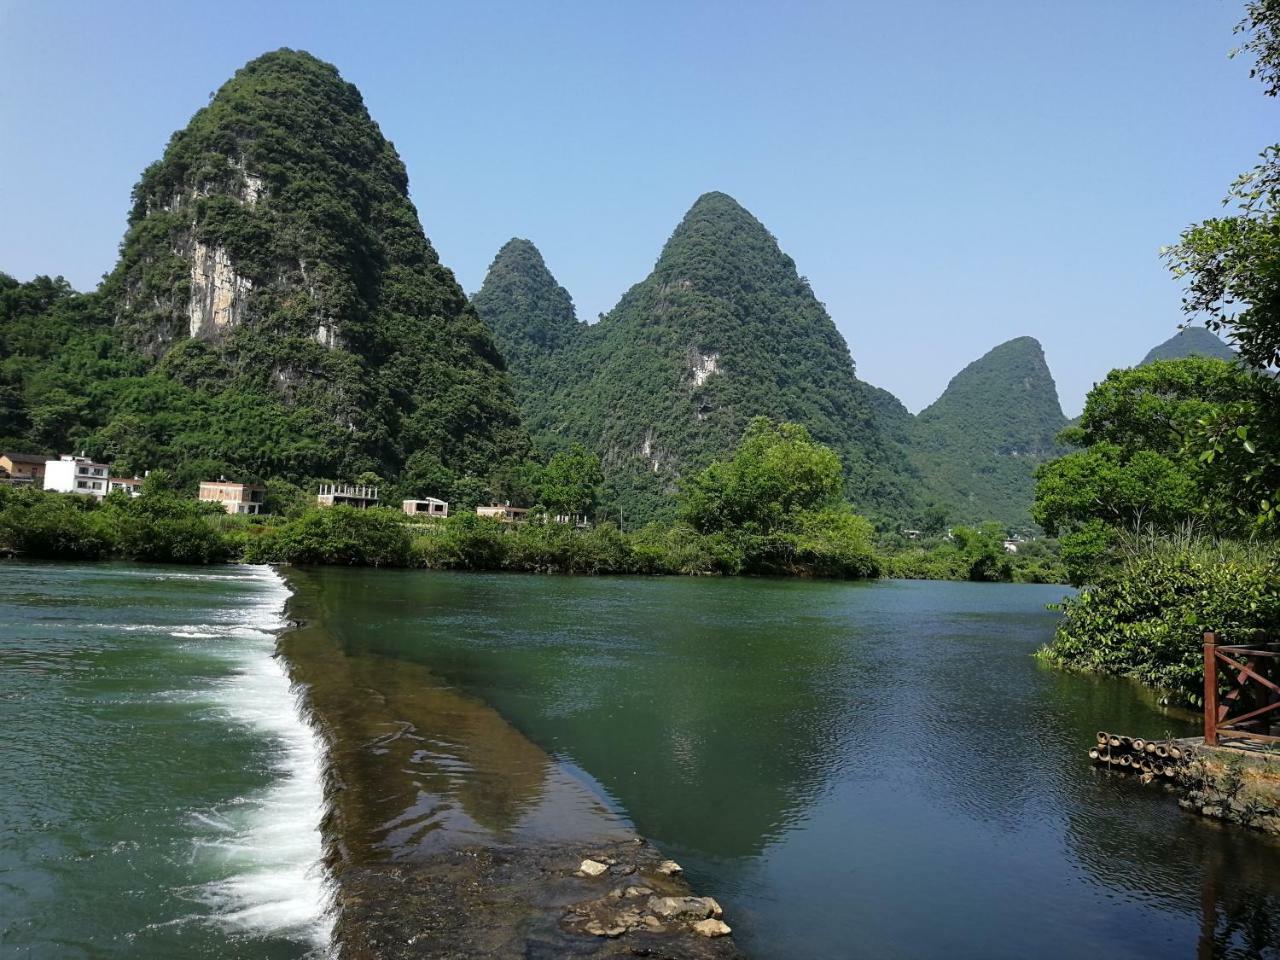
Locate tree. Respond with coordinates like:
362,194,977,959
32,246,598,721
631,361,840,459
1034,359,1274,540
950,524,1013,582
676,418,880,578
538,444,603,517
1161,1,1280,526
680,418,843,535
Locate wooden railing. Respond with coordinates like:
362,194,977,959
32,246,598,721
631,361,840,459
1203,631,1280,746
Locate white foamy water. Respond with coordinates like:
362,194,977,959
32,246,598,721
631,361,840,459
188,566,334,954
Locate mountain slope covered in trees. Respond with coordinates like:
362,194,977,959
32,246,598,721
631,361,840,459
472,238,584,439
477,193,920,523
908,336,1068,530
1,49,525,495
1140,327,1237,365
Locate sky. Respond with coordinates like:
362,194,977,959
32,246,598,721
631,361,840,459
0,1,1271,415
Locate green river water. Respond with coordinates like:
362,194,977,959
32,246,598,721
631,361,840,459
4,563,1280,958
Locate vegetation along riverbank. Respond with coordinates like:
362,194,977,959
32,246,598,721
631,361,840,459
1027,0,1280,709
0,418,1066,582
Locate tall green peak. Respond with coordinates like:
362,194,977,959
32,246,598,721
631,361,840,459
474,238,581,366
98,48,525,484
472,238,583,437
526,192,919,522
912,336,1067,530
1141,327,1236,365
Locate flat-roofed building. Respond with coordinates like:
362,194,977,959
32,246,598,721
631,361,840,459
199,479,266,515
476,503,529,522
316,483,379,509
108,477,144,497
43,455,110,499
403,497,448,518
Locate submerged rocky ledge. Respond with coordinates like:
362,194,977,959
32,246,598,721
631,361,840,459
276,568,742,958
337,838,740,959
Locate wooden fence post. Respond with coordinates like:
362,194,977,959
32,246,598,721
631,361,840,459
1203,630,1219,746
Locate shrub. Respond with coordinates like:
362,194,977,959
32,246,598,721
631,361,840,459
410,513,508,570
0,490,111,560
246,506,411,566
1040,534,1280,703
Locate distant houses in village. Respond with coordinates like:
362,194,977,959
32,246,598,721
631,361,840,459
2,456,584,530
316,483,379,509
474,503,589,527
198,479,266,515
476,503,529,522
0,453,46,485
403,498,448,518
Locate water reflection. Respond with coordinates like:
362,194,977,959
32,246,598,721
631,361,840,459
288,570,868,860
280,575,628,865
283,570,1280,960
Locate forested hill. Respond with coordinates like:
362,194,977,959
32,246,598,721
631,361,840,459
909,336,1068,530
502,192,921,522
472,238,585,438
1,49,526,495
1141,327,1237,365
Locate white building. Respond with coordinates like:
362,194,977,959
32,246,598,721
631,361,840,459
43,455,111,499
108,477,144,497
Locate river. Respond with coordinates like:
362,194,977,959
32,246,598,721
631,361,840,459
3,564,1280,958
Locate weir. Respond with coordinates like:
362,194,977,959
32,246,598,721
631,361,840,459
275,568,743,958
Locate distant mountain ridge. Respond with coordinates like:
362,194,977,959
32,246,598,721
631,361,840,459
475,192,920,522
1141,328,1236,365
475,197,1073,531
907,336,1068,529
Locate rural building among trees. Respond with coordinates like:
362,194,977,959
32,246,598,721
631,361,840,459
199,480,267,515
316,483,379,509
108,477,144,497
43,455,110,498
403,498,448,518
0,453,46,485
477,503,529,522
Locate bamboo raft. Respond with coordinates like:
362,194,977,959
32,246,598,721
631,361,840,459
1088,731,1194,779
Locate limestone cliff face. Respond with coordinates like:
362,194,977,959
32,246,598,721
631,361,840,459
186,241,252,338
101,48,526,480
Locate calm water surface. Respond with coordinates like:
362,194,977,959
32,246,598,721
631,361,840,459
0,562,328,959
288,569,1280,960
6,564,1280,959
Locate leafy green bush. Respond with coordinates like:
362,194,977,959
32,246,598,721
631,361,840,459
0,488,111,560
246,506,411,567
1040,534,1280,703
410,513,509,570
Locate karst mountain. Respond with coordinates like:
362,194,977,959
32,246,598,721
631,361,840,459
2,49,526,488
475,192,920,522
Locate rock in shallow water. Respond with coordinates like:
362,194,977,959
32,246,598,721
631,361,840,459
693,918,732,938
647,896,718,921
578,858,609,877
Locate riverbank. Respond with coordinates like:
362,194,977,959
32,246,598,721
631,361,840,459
276,567,743,957
0,484,1063,584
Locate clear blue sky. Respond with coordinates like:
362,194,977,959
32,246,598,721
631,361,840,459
0,1,1269,414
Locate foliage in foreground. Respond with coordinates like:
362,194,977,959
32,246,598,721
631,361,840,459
1039,533,1280,704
